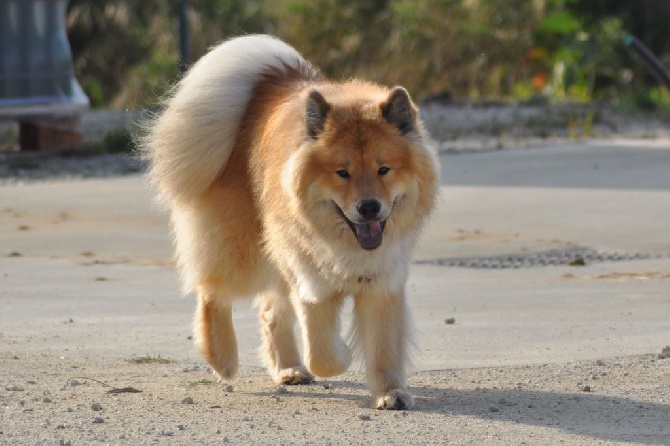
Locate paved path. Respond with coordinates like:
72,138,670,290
1,139,669,370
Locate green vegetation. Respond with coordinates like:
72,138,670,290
102,128,135,154
66,0,670,108
617,87,670,118
127,354,173,364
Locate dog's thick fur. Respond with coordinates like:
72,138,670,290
142,35,439,409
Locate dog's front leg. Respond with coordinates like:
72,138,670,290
194,292,238,381
295,296,351,378
353,291,414,410
258,284,314,385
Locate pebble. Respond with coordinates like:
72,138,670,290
224,384,234,392
92,417,104,424
357,414,371,421
275,386,288,394
162,430,174,436
90,402,102,411
42,397,52,403
181,396,194,404
488,405,500,412
177,424,185,431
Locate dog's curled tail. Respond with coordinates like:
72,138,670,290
140,35,317,205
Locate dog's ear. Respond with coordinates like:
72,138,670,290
306,90,330,139
381,86,416,135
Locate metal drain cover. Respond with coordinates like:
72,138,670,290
415,247,654,269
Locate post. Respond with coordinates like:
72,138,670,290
179,1,190,74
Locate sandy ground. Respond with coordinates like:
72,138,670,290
1,140,670,445
1,353,669,445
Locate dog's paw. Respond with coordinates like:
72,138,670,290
375,388,414,410
274,366,315,385
211,360,238,382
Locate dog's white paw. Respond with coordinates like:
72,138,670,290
274,366,315,385
375,388,414,410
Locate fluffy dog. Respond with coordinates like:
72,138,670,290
141,35,439,409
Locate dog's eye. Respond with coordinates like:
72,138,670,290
378,166,390,176
336,169,350,179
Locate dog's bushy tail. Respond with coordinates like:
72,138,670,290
140,35,315,205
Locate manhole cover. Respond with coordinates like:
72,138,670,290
415,247,655,269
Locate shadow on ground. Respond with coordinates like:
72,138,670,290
254,376,669,444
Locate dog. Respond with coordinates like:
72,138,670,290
141,35,439,409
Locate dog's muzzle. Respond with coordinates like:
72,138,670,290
336,199,387,250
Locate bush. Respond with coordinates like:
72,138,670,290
67,0,670,107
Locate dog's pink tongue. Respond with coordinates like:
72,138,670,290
354,221,383,250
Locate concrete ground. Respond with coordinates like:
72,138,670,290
1,139,669,444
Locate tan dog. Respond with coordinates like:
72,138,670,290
141,35,438,409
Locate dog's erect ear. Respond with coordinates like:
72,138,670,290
381,86,416,135
306,90,330,139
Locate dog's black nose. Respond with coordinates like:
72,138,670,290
357,199,381,220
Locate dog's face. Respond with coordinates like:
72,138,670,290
292,86,437,251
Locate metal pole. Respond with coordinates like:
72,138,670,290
179,0,190,73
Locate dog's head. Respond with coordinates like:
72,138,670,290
288,83,439,251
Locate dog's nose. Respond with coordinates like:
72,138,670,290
357,199,382,220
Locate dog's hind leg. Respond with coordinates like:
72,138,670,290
353,291,414,410
296,296,351,378
194,291,238,381
258,282,314,385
